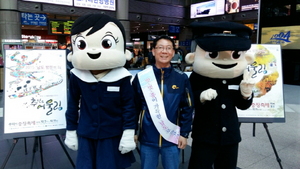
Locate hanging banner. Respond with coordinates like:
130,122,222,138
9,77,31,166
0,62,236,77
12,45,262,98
4,50,67,134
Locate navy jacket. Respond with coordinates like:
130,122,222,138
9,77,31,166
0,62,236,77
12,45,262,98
189,72,253,145
65,67,136,139
132,65,194,147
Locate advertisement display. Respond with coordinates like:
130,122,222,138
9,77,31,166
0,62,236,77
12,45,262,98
261,25,300,50
190,0,225,19
1,50,67,139
237,44,285,123
225,0,259,14
240,0,259,12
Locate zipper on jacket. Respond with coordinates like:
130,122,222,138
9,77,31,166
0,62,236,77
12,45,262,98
140,110,145,131
186,88,192,107
159,69,164,147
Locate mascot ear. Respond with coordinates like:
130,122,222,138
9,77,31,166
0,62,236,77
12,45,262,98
125,49,132,61
67,52,72,62
245,52,255,65
185,52,195,64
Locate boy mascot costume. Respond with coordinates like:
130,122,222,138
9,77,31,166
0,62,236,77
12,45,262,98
186,21,255,169
64,14,136,169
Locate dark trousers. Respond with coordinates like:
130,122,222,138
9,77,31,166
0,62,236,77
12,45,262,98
188,141,239,169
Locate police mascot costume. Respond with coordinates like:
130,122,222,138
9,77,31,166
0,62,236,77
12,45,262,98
64,14,136,169
185,21,255,169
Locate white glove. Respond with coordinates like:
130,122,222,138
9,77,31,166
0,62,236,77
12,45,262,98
119,129,136,154
240,69,256,98
200,88,218,103
64,130,78,151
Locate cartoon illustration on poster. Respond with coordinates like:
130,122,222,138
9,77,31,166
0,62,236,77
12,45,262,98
4,50,67,133
237,44,285,122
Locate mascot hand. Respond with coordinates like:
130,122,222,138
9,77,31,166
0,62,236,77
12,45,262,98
240,69,255,98
200,88,218,103
119,129,136,154
64,130,78,151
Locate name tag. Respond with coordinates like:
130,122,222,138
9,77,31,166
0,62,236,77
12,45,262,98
107,86,120,92
228,85,239,90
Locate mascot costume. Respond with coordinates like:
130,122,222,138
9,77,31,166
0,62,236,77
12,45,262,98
186,21,255,169
64,14,136,169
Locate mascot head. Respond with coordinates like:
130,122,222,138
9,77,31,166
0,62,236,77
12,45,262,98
68,14,132,70
186,21,254,79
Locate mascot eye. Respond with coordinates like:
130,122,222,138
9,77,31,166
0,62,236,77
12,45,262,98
101,36,116,49
232,51,242,59
208,52,218,59
74,37,87,50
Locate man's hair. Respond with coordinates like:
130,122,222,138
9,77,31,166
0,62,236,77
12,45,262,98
152,35,175,49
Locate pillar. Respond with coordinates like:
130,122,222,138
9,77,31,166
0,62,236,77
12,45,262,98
0,0,21,45
116,0,130,43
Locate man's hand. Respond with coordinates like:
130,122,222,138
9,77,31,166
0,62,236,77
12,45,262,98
64,130,78,151
177,136,187,149
119,129,136,154
240,69,255,98
200,88,218,103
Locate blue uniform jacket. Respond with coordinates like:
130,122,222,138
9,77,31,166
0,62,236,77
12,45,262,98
132,65,194,147
65,67,136,139
189,72,253,145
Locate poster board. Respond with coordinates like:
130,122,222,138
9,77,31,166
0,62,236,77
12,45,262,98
237,44,285,123
0,50,67,139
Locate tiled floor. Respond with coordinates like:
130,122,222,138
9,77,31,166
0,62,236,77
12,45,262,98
0,84,299,169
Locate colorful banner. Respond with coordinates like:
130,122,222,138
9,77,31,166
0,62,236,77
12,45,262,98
237,44,285,123
4,50,67,133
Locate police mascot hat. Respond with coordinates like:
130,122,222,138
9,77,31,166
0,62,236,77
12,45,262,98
190,21,252,52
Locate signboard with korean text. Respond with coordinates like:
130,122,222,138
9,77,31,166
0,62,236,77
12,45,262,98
261,25,300,50
237,44,285,123
74,0,116,11
1,50,67,139
22,0,73,6
21,12,47,26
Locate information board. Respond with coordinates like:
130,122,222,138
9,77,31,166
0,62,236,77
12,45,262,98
237,44,285,123
49,20,75,35
0,50,67,139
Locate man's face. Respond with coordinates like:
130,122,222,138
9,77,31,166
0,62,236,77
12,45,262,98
152,39,175,68
193,46,250,78
68,22,125,70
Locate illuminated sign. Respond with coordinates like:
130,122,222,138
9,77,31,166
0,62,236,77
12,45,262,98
22,0,72,6
49,20,75,35
190,0,225,19
261,26,300,49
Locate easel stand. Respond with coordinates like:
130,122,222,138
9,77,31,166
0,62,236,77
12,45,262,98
0,134,75,169
252,123,283,169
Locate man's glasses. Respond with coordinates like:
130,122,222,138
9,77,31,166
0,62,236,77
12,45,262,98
155,46,174,52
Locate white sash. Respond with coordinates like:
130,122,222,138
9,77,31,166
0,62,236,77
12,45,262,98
138,67,180,144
